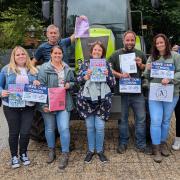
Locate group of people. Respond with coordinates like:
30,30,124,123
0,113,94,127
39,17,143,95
0,22,180,170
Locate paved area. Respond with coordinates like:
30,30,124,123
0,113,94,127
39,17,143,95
0,107,179,180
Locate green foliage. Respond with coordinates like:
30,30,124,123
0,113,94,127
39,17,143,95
0,7,44,50
130,0,180,52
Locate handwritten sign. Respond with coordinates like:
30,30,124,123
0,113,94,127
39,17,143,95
150,62,175,79
119,78,141,93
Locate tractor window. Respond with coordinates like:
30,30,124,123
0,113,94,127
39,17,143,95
66,0,129,34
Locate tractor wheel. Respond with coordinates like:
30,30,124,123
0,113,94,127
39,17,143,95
30,110,46,142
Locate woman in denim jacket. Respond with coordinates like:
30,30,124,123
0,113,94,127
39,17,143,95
77,41,116,163
0,46,39,168
38,45,74,169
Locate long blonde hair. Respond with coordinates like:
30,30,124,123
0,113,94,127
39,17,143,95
8,46,38,75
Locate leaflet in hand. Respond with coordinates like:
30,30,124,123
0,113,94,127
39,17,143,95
8,84,25,107
90,58,106,82
119,78,141,93
149,83,174,102
48,87,66,112
74,17,89,38
119,53,137,73
22,84,48,103
150,62,175,79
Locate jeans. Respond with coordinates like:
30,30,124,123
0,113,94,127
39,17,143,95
175,97,180,137
85,115,105,153
149,96,179,145
42,110,70,153
119,94,146,148
3,106,34,157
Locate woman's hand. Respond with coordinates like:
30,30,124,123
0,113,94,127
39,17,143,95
84,69,92,80
104,69,109,76
33,80,41,86
161,78,170,85
1,90,9,97
146,63,151,70
43,107,50,113
64,82,70,90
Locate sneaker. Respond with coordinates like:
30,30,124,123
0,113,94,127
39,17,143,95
20,153,30,166
84,151,94,163
135,146,152,155
97,152,108,163
59,153,69,169
117,144,127,154
11,156,20,169
172,137,180,151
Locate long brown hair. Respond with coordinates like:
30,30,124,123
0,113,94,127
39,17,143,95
151,34,171,61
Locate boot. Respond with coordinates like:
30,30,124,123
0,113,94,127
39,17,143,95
152,145,163,163
59,153,69,169
161,142,170,157
47,148,56,164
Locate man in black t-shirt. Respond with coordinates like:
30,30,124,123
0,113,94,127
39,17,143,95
109,30,149,154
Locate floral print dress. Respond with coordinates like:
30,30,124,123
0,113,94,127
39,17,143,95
77,60,116,121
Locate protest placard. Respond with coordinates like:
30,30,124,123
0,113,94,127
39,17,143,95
90,58,106,82
22,84,48,103
119,78,141,93
48,87,66,111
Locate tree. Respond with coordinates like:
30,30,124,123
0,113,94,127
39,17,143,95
131,0,180,51
0,1,44,51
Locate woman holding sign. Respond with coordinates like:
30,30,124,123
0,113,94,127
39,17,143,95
144,34,180,163
77,41,116,163
38,46,74,169
0,46,39,168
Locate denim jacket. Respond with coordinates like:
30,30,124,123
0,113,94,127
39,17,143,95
38,61,75,111
0,64,38,105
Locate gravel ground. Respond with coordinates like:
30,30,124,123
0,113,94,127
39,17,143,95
0,107,179,180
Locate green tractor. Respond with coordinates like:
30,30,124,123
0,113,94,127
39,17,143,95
30,0,159,141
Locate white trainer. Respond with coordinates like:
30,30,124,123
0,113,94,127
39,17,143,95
172,137,180,150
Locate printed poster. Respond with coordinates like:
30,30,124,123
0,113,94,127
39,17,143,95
75,17,89,38
150,62,175,79
119,53,137,73
22,84,48,103
90,58,106,82
149,83,174,102
8,84,25,107
48,87,66,111
119,78,141,93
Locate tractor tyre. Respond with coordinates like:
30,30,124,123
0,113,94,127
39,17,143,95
30,110,46,142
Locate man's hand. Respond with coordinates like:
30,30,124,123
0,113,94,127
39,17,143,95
136,57,145,70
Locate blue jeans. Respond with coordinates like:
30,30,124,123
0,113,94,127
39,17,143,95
42,110,70,153
149,96,179,145
119,94,146,148
85,115,105,153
